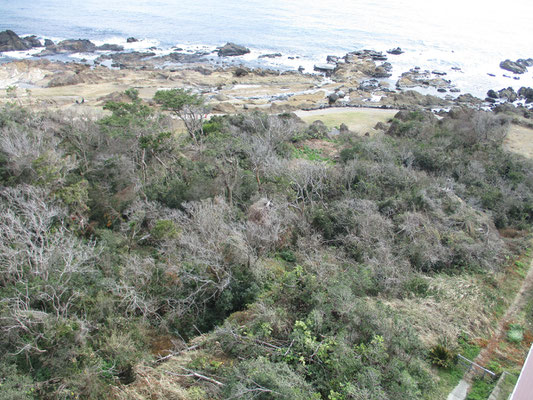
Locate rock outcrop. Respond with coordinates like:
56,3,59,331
47,71,83,87
258,53,281,59
387,47,404,55
498,87,518,102
37,39,98,56
217,42,250,57
500,59,529,74
396,69,452,90
0,30,32,51
23,35,43,48
96,44,124,52
518,87,533,103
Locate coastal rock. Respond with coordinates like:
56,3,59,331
381,62,393,72
314,63,336,74
234,67,248,77
168,51,209,63
387,47,404,55
486,89,498,99
23,35,43,48
498,87,517,102
382,90,450,108
47,71,83,87
518,87,533,103
96,44,124,51
432,70,447,76
38,39,98,56
359,79,380,91
500,59,527,74
332,51,388,84
371,66,392,78
217,42,250,57
0,30,32,51
517,58,533,68
127,37,139,43
96,51,156,67
57,39,97,52
258,53,282,59
456,93,483,105
44,39,55,47
396,69,451,89
328,93,339,103
326,55,340,63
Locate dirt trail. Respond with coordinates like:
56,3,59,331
467,250,533,380
448,248,533,400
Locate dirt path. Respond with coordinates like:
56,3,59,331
468,252,533,379
448,248,533,400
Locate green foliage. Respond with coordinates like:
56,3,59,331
277,250,296,263
150,219,179,240
403,276,430,297
466,377,496,400
100,89,153,136
0,104,531,399
428,344,456,369
154,88,204,111
292,145,331,162
507,324,524,343
6,85,17,98
223,357,320,399
202,117,224,135
456,334,481,361
0,361,34,399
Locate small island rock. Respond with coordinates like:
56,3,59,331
217,42,250,57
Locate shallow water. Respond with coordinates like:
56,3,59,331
1,0,532,97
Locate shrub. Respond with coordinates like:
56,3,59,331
223,357,320,399
466,377,496,400
507,324,524,343
428,344,456,369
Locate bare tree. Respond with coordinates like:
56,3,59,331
0,185,99,357
234,113,300,188
289,160,330,210
160,197,248,317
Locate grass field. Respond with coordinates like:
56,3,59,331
295,107,398,135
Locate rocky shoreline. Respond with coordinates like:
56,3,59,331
1,30,532,118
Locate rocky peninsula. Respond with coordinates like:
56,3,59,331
1,30,532,123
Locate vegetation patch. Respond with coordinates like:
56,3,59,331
0,100,531,399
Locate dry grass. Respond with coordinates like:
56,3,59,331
295,107,397,135
504,124,533,160
111,348,221,400
381,274,494,346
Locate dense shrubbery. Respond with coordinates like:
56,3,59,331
0,98,531,399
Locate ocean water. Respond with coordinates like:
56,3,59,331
1,0,532,98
